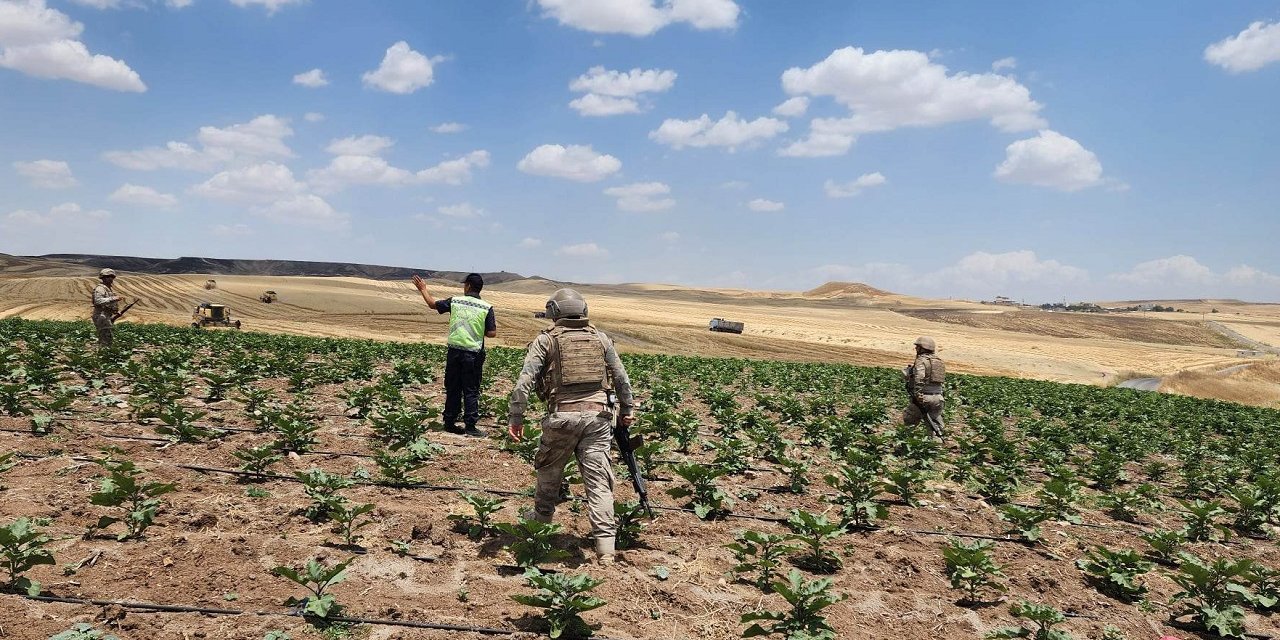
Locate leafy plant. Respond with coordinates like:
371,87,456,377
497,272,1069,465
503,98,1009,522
0,451,16,490
511,568,606,639
1035,476,1083,524
785,509,846,574
1075,546,1152,601
614,500,646,550
265,400,321,453
48,624,121,640
496,517,570,568
153,401,215,442
329,503,375,547
710,436,754,475
984,600,1072,640
883,465,927,506
1169,552,1255,638
1179,499,1230,542
271,556,354,620
1227,485,1272,537
778,454,811,494
1096,486,1158,523
1140,528,1186,565
296,468,354,522
997,504,1048,543
232,443,283,474
824,454,886,530
667,463,733,519
0,517,55,595
725,530,800,592
740,569,844,640
448,492,506,539
943,538,1006,604
88,457,177,540
372,447,429,485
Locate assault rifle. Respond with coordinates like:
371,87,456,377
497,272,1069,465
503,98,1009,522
610,392,653,518
112,300,137,323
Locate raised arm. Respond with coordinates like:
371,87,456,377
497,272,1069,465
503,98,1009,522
411,274,438,308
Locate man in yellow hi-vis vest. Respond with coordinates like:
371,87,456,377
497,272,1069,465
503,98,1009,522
413,272,497,436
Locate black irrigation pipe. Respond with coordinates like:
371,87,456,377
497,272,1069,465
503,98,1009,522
18,594,522,636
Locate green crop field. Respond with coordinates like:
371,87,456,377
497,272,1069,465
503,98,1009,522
1,318,1278,640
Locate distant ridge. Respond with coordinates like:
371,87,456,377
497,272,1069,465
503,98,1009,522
804,281,894,298
30,254,526,284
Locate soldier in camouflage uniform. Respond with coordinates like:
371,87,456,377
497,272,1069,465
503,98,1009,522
91,268,124,348
507,288,635,565
903,336,945,438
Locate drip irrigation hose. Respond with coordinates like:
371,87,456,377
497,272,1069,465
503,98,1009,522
18,593,521,636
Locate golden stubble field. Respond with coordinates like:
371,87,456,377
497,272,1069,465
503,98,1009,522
3,264,1279,406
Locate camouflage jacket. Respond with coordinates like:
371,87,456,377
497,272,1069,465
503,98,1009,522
92,283,120,315
508,326,634,424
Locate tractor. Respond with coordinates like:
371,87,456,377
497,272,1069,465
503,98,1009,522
259,290,278,303
192,302,241,329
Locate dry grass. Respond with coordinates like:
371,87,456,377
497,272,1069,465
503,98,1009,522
1160,359,1280,408
3,270,1278,402
899,308,1238,348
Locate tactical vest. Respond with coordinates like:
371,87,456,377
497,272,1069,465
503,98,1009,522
446,295,491,352
926,353,947,381
536,319,613,407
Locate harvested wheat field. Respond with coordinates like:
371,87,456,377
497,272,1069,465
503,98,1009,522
3,256,1279,401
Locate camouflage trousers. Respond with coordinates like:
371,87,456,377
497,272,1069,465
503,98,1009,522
92,314,113,348
903,394,944,438
533,411,616,541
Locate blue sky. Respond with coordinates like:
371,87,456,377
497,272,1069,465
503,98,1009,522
1,0,1278,302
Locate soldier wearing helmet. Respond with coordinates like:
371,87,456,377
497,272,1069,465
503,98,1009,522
507,288,635,565
903,336,945,438
412,272,497,437
90,268,124,348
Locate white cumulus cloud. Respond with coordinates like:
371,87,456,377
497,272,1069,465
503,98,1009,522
325,134,394,156
362,41,444,94
517,144,621,182
303,112,325,123
292,68,328,87
994,129,1103,191
747,198,784,212
772,96,809,118
108,183,177,208
3,202,108,227
604,181,674,212
534,0,739,36
934,250,1088,292
779,46,1044,157
255,193,348,230
555,242,608,257
991,57,1017,72
0,0,145,92
650,111,788,151
430,122,467,133
519,237,543,248
568,66,676,116
228,0,306,15
105,114,294,171
13,159,76,188
824,172,886,198
1205,20,1280,73
192,161,305,203
415,150,490,185
437,202,484,219
1110,255,1215,286
308,149,489,192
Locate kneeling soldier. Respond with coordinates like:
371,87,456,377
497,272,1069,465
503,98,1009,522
507,288,634,565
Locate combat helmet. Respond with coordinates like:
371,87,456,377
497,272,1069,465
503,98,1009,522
914,336,936,352
546,288,588,320
99,268,116,279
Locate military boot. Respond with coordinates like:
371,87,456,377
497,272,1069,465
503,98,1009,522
595,537,616,566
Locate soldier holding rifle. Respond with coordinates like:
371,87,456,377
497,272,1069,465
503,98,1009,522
903,336,946,439
507,288,639,565
90,268,131,348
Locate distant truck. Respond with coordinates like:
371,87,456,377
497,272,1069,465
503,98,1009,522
709,318,744,334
